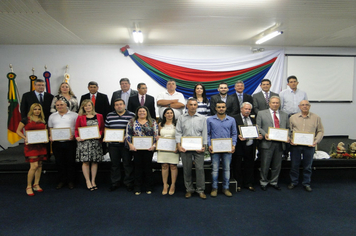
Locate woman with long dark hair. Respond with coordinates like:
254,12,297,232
191,83,210,116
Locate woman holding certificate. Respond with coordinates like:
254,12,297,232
157,108,179,195
126,106,158,195
75,99,104,191
16,103,47,196
50,82,79,113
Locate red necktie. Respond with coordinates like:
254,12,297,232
140,95,144,106
92,94,96,106
273,111,280,128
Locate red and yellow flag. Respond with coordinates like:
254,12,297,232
7,72,22,144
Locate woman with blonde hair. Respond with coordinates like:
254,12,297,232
16,103,48,196
50,82,79,113
75,99,104,190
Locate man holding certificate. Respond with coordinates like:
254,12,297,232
176,98,208,199
257,96,289,191
207,101,237,197
288,100,324,192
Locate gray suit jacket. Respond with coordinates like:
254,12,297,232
256,109,289,150
253,91,279,115
110,89,138,110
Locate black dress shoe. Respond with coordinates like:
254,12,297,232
260,185,267,191
108,185,119,192
68,182,75,190
272,185,281,190
237,187,242,192
56,182,65,190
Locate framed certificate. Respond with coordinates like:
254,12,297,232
211,138,232,153
27,130,49,144
268,127,289,142
156,137,176,152
50,128,71,141
78,125,100,140
293,132,315,146
132,136,153,150
103,128,125,142
238,125,259,139
181,136,203,151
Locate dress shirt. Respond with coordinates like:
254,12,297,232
269,108,280,128
280,88,308,115
175,112,207,145
157,90,185,118
241,114,253,146
91,93,97,99
121,89,132,106
48,110,78,134
207,115,237,146
289,112,324,144
220,95,227,103
139,94,146,105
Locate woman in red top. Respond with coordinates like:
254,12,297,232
16,103,48,196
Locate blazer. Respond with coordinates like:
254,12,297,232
256,109,289,150
110,89,138,110
20,91,54,122
80,92,110,119
230,93,254,116
232,114,258,149
252,91,279,115
74,113,105,138
210,94,238,116
127,94,156,118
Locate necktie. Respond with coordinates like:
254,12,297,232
265,92,269,104
243,117,248,126
92,94,96,106
140,95,144,106
39,94,43,104
238,95,243,107
273,111,280,128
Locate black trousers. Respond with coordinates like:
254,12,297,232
133,150,154,192
52,141,77,183
108,145,134,187
232,143,256,188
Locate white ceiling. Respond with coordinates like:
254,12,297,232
1,0,356,47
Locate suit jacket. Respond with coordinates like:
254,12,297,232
210,94,238,116
232,114,258,150
110,89,138,110
20,91,54,122
80,92,110,119
127,94,156,118
256,109,289,150
253,91,279,115
230,93,254,116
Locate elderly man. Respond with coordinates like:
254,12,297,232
127,83,156,118
48,100,78,189
207,100,237,197
210,82,237,116
288,100,324,192
176,98,207,199
257,96,289,191
253,79,279,115
111,78,138,110
157,79,185,119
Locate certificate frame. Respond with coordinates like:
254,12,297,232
103,128,125,142
132,136,153,150
27,129,49,144
211,138,232,153
238,125,259,139
78,125,100,140
292,132,315,146
50,128,71,141
268,127,289,142
181,136,203,151
156,137,176,152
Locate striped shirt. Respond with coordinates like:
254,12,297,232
105,110,135,146
187,97,211,116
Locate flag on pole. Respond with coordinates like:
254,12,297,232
29,75,37,91
7,72,22,144
43,71,51,93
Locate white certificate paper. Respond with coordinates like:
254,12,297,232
157,138,176,152
27,130,49,144
181,136,203,151
268,127,289,142
50,128,71,141
239,125,259,139
104,129,125,142
133,136,153,150
78,126,100,140
211,138,232,153
293,132,315,146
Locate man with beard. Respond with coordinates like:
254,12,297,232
210,82,238,116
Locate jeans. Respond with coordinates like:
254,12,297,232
290,145,315,186
211,153,232,189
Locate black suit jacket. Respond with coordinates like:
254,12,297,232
230,93,254,116
127,94,156,118
210,94,238,116
20,91,54,123
80,92,110,119
232,114,257,151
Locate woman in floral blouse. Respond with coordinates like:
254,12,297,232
126,106,158,195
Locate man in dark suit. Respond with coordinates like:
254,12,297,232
230,80,254,116
127,83,156,118
210,82,238,116
20,79,54,123
80,81,110,119
257,96,289,191
252,79,279,115
110,78,138,110
232,102,262,192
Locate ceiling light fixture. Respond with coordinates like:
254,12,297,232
133,30,143,43
256,31,283,44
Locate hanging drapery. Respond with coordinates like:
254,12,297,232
120,45,285,98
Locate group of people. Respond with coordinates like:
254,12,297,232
17,75,324,199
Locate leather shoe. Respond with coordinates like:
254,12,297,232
247,186,255,192
272,185,281,190
237,187,242,192
288,183,296,190
304,185,312,192
199,192,207,199
68,182,75,190
260,185,267,191
222,189,232,197
56,182,65,190
108,185,119,192
185,192,192,199
210,188,218,197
